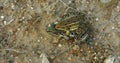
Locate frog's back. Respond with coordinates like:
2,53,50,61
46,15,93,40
55,15,85,31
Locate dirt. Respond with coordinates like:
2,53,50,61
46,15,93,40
0,0,120,63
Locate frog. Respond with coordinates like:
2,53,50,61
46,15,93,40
47,12,93,44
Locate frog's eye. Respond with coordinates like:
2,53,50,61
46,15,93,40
54,22,58,24
48,24,51,27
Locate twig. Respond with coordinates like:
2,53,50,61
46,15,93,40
0,49,27,53
59,0,77,12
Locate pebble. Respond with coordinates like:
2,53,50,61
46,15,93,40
116,6,119,9
1,16,4,19
37,51,41,54
88,51,91,53
104,55,115,63
48,24,51,27
22,17,25,19
116,6,120,12
95,42,98,46
50,55,55,60
58,44,62,47
44,38,47,40
118,56,120,59
112,26,115,29
15,56,18,59
108,33,111,37
86,1,89,4
3,21,7,25
80,49,83,52
17,28,20,31
10,54,13,57
68,57,72,61
94,53,97,55
72,45,79,50
94,56,97,60
68,1,72,4
38,40,40,42
29,59,32,62
81,57,85,61
11,3,15,9
100,56,104,59
105,49,108,52
40,37,43,39
88,11,91,14
95,18,99,21
31,7,33,9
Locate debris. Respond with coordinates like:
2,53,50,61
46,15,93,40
112,26,115,29
95,18,99,21
3,21,7,25
68,57,72,61
58,44,62,47
100,0,111,3
40,53,50,63
38,40,40,42
104,55,115,63
1,16,4,19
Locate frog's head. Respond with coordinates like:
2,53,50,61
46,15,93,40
47,22,59,35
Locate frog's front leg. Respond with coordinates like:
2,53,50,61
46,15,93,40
58,34,69,40
66,30,70,36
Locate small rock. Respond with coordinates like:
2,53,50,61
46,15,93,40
31,7,33,9
112,26,115,29
3,21,7,25
94,56,98,60
68,1,72,4
68,57,72,61
81,57,85,61
88,11,91,14
72,45,79,50
100,56,104,59
1,16,4,19
38,40,40,42
17,28,20,31
104,55,115,63
52,38,59,43
40,37,43,39
58,44,62,47
29,59,32,62
11,3,15,9
88,51,91,53
50,55,55,60
40,53,50,63
116,6,119,9
95,18,99,21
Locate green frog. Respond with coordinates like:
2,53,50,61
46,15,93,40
47,12,93,44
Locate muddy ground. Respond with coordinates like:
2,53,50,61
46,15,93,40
0,0,120,63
